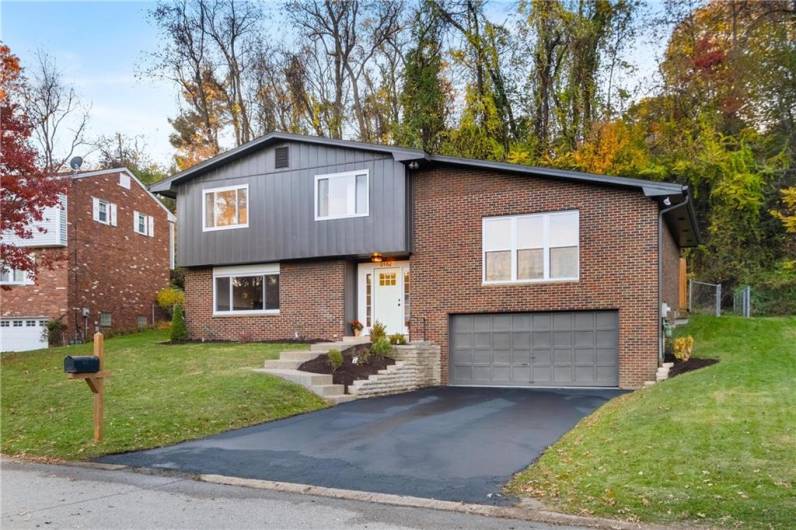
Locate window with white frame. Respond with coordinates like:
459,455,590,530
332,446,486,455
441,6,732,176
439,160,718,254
213,264,280,315
0,265,32,285
203,185,248,231
99,312,112,327
92,197,117,226
483,210,579,284
315,170,369,220
133,211,154,237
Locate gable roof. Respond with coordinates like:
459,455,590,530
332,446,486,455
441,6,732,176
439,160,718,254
149,132,698,246
70,167,176,222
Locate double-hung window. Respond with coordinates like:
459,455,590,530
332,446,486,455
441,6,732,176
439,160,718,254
213,264,280,315
0,266,31,285
483,210,579,284
203,184,248,231
133,211,154,237
315,170,369,220
92,197,117,226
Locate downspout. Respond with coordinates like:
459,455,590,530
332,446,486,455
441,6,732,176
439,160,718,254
658,191,690,364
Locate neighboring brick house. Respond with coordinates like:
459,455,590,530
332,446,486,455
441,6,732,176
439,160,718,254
152,133,698,388
1,168,175,352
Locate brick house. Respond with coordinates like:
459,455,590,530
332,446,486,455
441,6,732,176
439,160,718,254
152,133,698,388
1,168,175,351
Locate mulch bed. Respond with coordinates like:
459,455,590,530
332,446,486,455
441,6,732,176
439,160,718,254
298,344,395,391
666,356,719,378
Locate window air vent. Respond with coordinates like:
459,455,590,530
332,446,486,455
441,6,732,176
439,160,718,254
275,146,289,169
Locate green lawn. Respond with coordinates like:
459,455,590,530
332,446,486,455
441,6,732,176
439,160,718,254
1,329,326,460
507,315,796,529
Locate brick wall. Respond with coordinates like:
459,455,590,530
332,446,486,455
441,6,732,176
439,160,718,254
183,260,348,342
0,248,70,323
66,171,171,340
409,167,665,389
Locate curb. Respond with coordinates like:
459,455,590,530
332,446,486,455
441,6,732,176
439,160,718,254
2,455,668,530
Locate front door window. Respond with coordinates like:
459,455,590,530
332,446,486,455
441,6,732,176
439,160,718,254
374,268,403,334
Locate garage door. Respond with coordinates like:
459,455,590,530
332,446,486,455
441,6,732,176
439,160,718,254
450,311,618,387
0,318,48,352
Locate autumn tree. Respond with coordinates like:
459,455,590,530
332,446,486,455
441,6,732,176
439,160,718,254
0,44,67,280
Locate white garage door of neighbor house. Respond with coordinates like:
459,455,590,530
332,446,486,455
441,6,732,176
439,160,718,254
0,319,48,352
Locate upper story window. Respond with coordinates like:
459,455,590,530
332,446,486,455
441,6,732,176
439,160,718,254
315,169,369,221
483,210,579,284
134,211,154,237
274,146,289,169
0,265,32,286
203,184,248,231
92,197,117,226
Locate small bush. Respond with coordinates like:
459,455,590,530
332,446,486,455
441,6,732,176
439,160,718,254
673,336,694,362
370,337,392,358
170,304,188,343
389,333,407,345
157,286,185,317
327,348,344,372
370,321,387,342
45,319,66,346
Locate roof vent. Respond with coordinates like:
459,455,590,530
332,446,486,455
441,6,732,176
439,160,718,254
275,146,289,169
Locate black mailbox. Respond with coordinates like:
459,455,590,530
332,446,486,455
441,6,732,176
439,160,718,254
64,355,100,374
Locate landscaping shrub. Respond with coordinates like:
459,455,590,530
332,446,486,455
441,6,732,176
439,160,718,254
156,286,185,317
673,336,694,361
370,337,392,358
389,333,407,345
170,304,188,343
327,348,343,372
370,321,387,342
45,319,66,346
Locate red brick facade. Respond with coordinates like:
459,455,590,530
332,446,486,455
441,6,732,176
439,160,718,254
1,169,172,343
184,260,347,342
409,167,669,388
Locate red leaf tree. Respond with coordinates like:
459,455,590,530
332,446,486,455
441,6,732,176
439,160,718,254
1,44,67,281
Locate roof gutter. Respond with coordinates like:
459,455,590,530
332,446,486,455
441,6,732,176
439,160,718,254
657,190,691,365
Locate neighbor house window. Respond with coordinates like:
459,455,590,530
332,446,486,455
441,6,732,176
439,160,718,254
137,316,148,329
0,266,31,285
315,170,369,220
99,312,112,327
133,211,155,237
483,210,579,284
213,264,280,315
92,198,117,226
203,184,249,231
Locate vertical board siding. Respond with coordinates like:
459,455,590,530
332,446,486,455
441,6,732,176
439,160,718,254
177,141,408,267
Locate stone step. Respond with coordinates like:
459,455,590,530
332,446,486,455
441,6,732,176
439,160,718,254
341,335,371,344
263,359,302,370
313,384,344,397
326,394,358,405
256,368,334,387
280,350,323,362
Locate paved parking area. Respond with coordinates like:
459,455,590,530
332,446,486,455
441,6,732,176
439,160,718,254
100,386,623,504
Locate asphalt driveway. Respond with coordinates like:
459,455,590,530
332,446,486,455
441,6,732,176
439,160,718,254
99,387,623,504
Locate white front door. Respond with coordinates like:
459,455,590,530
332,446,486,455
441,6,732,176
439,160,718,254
373,268,403,333
357,261,409,336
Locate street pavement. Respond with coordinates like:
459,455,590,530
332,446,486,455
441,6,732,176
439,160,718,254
1,459,586,530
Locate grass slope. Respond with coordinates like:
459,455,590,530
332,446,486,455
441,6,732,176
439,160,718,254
1,330,326,460
507,315,796,529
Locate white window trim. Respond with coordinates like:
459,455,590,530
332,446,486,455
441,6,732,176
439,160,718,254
314,169,370,221
212,263,280,317
202,184,250,232
133,211,154,236
0,266,33,286
93,197,117,226
482,210,580,285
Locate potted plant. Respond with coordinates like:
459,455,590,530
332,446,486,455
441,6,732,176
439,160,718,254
350,319,363,337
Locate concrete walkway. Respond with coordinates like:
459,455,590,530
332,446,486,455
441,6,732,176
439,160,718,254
1,459,585,530
99,387,623,504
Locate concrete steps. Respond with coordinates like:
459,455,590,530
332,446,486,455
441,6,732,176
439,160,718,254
257,337,369,405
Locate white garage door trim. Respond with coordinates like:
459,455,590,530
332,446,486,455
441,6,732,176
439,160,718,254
449,311,619,388
0,317,49,353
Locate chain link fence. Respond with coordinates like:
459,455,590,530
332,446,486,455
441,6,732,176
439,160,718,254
688,280,722,316
731,286,752,317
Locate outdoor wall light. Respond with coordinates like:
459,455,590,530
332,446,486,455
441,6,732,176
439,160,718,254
371,252,383,263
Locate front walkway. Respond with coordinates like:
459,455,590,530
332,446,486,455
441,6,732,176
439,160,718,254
99,387,623,504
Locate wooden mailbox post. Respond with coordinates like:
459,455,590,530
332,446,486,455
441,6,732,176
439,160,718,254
67,332,111,442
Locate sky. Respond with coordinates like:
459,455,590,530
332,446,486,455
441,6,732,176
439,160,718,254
1,0,666,169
